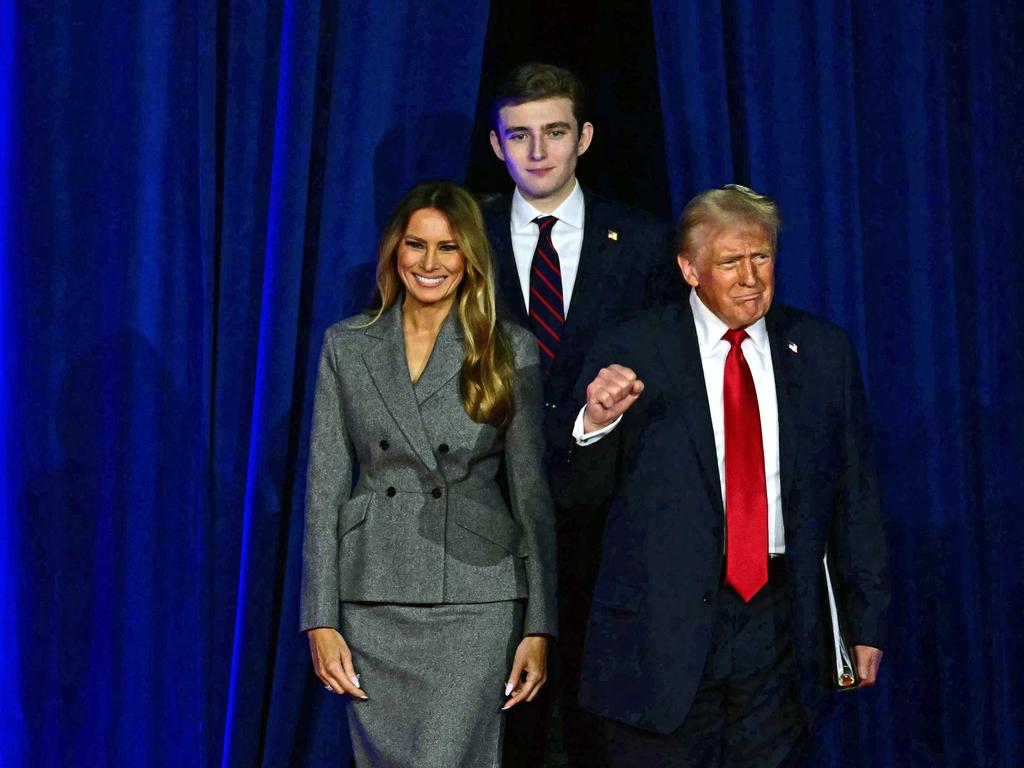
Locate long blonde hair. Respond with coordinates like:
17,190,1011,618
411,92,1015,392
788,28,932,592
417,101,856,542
368,180,516,428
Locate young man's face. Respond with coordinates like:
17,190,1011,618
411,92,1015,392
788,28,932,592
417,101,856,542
490,96,594,212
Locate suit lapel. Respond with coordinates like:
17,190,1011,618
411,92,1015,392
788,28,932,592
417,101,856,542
557,190,609,368
766,307,802,511
362,303,439,472
655,303,725,522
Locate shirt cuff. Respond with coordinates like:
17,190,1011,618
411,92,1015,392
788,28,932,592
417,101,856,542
572,406,622,445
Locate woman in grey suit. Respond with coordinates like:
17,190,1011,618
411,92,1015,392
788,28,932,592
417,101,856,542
300,180,557,767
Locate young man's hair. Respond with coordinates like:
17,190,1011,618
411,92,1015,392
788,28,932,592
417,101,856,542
676,184,782,258
491,62,588,133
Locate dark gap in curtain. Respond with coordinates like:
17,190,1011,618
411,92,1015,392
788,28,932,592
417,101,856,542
207,1,230,752
719,0,748,185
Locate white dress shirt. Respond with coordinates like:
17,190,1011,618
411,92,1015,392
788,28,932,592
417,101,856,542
510,180,585,313
572,288,786,553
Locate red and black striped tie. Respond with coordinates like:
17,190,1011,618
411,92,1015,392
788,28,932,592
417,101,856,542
529,215,564,374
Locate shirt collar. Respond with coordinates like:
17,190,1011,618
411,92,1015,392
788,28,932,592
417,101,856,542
511,179,584,232
688,288,769,357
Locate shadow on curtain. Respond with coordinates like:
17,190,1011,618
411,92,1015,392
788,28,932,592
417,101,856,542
1,1,489,765
652,1,1024,766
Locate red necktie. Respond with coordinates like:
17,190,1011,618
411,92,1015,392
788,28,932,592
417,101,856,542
528,216,564,374
723,328,768,602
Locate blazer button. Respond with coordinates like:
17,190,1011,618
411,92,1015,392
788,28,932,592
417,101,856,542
379,439,389,450
431,487,443,499
386,486,396,497
438,443,450,454
702,591,714,605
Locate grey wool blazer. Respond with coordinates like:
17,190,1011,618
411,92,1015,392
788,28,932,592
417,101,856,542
300,301,558,637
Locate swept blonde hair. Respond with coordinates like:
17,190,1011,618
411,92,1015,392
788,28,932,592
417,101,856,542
676,183,781,259
368,180,516,427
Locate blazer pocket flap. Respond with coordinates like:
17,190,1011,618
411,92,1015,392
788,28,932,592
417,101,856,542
452,498,526,556
592,579,643,613
339,494,371,537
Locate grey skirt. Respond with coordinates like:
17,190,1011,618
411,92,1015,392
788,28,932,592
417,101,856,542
341,600,524,768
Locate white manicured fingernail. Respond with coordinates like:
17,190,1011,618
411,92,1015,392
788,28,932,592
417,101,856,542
504,682,513,696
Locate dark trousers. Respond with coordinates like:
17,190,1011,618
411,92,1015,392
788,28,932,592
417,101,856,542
504,499,610,767
606,558,809,768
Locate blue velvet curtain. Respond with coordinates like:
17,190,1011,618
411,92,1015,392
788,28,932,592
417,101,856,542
2,1,1021,766
0,1,489,765
653,2,1024,766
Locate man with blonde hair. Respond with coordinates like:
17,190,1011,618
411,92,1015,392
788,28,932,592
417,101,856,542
567,184,890,766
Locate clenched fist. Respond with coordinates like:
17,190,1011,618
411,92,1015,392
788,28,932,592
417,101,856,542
583,364,644,433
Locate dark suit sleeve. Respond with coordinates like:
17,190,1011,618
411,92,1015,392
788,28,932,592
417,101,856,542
504,327,559,636
831,337,891,649
300,328,352,632
557,328,630,511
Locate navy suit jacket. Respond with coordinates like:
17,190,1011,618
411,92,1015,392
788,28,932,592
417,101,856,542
564,300,891,734
483,189,679,479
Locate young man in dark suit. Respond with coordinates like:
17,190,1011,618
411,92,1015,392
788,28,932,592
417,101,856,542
484,62,679,767
569,184,890,766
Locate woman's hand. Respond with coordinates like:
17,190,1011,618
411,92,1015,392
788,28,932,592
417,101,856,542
502,635,549,710
307,627,368,699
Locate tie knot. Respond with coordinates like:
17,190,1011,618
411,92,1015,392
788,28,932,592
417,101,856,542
723,328,749,348
534,215,557,234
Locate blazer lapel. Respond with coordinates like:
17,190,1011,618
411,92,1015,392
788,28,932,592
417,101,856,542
557,190,608,365
414,310,464,405
655,303,725,522
766,307,802,512
362,303,439,472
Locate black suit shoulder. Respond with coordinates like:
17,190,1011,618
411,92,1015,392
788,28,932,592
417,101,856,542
768,301,845,335
581,191,676,266
593,302,682,345
582,190,672,236
575,303,686,389
480,191,512,216
581,190,680,308
767,302,859,364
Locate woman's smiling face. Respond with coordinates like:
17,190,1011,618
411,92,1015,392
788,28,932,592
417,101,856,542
396,207,465,311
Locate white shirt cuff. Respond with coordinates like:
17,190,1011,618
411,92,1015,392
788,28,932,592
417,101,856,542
572,406,622,446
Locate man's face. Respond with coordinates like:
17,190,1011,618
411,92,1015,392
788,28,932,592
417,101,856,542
489,97,593,212
677,223,776,329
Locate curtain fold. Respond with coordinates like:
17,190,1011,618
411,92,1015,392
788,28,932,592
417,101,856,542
0,0,25,763
2,1,490,765
653,2,1023,766
6,3,208,765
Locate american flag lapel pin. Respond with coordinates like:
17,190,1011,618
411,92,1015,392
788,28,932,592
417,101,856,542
607,229,618,241
788,341,799,354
